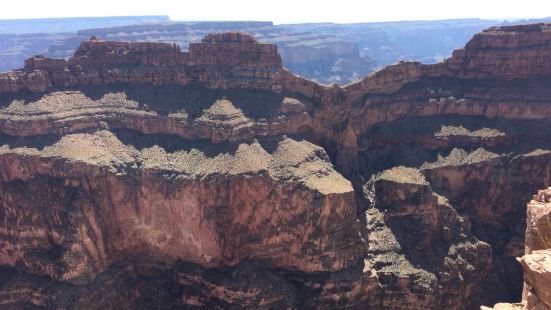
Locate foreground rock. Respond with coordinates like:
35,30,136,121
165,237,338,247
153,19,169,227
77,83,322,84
522,189,551,309
483,188,551,309
520,250,551,309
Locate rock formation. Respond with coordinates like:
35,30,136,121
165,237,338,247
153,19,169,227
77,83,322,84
2,24,551,308
483,188,551,309
521,189,551,310
0,32,282,93
363,167,491,309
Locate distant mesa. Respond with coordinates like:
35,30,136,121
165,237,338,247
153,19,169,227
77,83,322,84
0,31,284,94
201,32,257,43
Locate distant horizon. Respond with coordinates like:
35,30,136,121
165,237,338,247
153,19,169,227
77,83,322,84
0,15,548,26
1,0,550,25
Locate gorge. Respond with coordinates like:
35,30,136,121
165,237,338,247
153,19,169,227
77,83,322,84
1,24,551,309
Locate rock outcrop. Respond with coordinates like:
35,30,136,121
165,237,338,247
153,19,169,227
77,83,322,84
363,167,491,309
522,189,551,309
448,24,551,79
2,24,551,309
526,188,551,254
483,188,551,309
0,32,282,94
520,250,551,309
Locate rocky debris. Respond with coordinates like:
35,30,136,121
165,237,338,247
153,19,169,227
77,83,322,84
363,167,491,309
422,148,501,169
195,99,254,142
432,125,510,148
434,125,505,138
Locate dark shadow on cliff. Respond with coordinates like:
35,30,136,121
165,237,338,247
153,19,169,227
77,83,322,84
113,129,241,157
0,257,177,309
256,135,288,154
0,91,49,108
0,256,366,308
384,216,454,273
357,115,551,178
78,84,314,119
0,133,61,150
354,76,551,111
114,129,296,157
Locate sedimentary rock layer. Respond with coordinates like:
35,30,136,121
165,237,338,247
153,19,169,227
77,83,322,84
0,131,363,282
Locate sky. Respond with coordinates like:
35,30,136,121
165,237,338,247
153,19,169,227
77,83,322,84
0,0,550,24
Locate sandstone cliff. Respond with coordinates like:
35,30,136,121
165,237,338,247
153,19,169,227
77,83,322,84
2,24,551,309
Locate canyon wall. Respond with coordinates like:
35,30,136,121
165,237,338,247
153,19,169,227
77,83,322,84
1,24,551,308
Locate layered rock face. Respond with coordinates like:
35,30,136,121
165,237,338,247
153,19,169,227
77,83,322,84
0,32,282,93
448,24,551,79
0,131,362,281
2,24,551,309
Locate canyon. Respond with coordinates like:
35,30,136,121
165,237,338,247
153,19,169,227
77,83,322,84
1,23,551,309
4,17,551,84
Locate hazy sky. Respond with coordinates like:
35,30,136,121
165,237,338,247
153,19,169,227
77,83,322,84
1,0,550,24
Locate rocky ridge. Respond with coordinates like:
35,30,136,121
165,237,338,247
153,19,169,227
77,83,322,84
0,32,282,93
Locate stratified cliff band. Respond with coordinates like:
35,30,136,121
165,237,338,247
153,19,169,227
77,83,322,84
1,25,551,309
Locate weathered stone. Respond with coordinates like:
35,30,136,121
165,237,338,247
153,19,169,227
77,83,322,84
520,250,551,309
526,188,551,253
